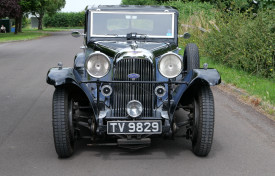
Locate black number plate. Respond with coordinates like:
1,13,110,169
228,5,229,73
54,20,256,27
107,121,162,134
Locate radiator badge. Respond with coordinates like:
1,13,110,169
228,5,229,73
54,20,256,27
128,73,140,80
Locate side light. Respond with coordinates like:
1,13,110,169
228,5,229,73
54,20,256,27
101,85,112,97
155,85,166,97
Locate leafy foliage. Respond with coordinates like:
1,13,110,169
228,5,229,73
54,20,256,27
259,0,275,9
0,0,23,33
25,0,66,30
122,0,274,78
0,0,21,18
121,0,158,5
163,1,215,19
203,10,275,78
123,0,274,11
43,12,85,27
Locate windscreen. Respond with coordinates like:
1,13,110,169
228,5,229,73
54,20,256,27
90,11,174,38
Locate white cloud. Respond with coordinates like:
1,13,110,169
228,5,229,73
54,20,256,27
61,0,122,12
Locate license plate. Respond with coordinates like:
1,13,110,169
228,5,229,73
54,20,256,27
107,121,162,134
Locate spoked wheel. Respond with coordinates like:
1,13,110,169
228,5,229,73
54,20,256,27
183,43,200,72
52,87,76,158
190,85,215,157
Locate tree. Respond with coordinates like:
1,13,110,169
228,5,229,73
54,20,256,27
19,0,33,32
121,0,158,5
27,0,65,30
0,0,22,34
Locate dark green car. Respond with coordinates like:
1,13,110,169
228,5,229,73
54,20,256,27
47,5,221,158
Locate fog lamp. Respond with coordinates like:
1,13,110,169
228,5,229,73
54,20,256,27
126,100,143,118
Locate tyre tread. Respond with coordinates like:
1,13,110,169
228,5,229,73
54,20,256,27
192,85,215,156
52,88,74,158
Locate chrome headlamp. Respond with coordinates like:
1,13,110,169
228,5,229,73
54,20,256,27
158,52,183,78
126,100,143,118
85,51,111,78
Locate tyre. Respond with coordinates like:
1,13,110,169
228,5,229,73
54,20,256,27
191,85,214,157
52,87,75,158
183,43,200,72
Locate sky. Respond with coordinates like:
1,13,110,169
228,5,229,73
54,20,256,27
61,0,122,12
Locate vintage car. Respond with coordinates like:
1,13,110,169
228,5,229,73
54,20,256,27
47,5,221,158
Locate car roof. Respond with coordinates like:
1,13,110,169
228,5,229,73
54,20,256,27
88,5,178,13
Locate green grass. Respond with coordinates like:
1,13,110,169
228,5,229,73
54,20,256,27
0,27,82,42
200,57,275,106
0,31,49,42
23,26,83,32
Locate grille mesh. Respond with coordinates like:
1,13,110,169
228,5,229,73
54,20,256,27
112,58,155,117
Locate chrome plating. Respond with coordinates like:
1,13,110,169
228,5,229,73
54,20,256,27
101,85,113,96
158,52,183,78
85,51,111,78
115,47,154,64
155,85,166,97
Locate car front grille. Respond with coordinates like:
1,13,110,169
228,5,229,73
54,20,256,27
112,58,155,117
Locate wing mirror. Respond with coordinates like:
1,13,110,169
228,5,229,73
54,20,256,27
71,31,86,38
178,32,191,39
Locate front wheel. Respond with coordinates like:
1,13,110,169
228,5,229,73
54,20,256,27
52,87,75,158
191,85,215,157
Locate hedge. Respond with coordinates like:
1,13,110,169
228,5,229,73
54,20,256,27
44,12,85,27
203,10,275,78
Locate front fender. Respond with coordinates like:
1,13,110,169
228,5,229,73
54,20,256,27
46,67,78,86
46,67,98,117
190,69,221,86
170,69,221,116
